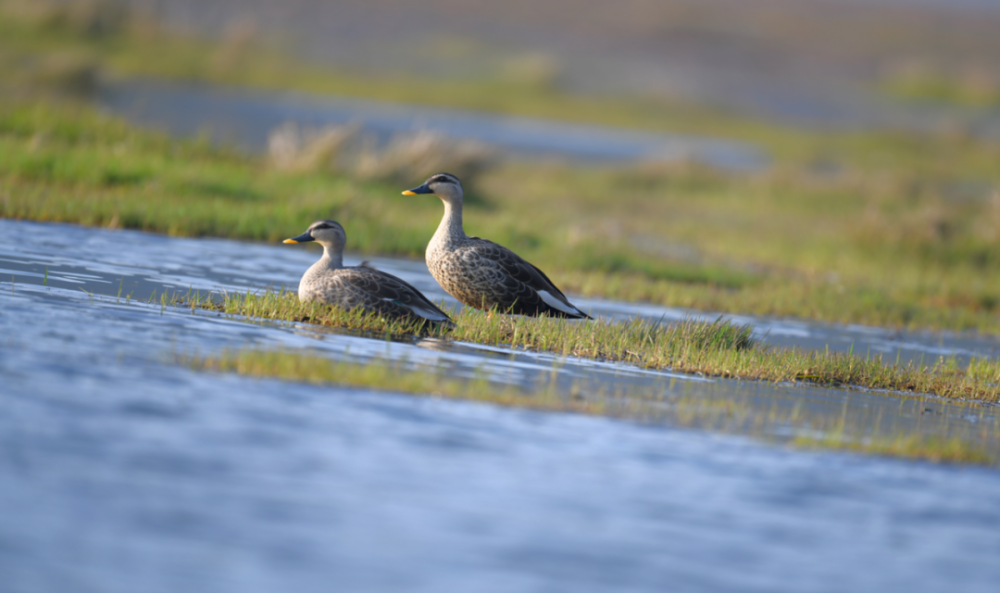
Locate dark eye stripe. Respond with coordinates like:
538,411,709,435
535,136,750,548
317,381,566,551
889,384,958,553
430,175,455,184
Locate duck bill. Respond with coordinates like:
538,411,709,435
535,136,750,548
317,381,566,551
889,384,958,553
402,184,432,196
283,232,314,244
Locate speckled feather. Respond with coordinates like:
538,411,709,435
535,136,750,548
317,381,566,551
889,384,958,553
288,219,451,325
427,234,590,319
300,263,451,324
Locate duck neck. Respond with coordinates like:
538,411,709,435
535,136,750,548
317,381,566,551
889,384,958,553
434,197,466,246
319,244,344,269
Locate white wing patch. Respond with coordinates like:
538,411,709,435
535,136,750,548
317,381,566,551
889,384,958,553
536,290,582,316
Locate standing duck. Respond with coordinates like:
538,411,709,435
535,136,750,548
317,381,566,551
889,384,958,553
284,219,452,325
403,173,590,319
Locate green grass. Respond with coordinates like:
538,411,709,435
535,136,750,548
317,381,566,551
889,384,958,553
794,433,995,465
173,287,1000,403
2,3,1000,335
186,346,1000,466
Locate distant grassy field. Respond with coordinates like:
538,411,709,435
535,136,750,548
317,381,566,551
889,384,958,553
2,1,1000,334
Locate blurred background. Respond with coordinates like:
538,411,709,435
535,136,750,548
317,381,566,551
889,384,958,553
116,0,1000,126
12,0,1000,123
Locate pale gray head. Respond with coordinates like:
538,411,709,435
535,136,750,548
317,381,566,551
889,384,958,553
402,173,463,203
283,219,347,254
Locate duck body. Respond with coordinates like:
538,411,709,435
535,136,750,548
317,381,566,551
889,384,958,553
286,220,452,325
426,232,588,318
406,173,590,319
299,260,451,323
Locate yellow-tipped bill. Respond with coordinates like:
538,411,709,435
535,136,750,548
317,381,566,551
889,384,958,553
402,184,432,196
284,231,315,244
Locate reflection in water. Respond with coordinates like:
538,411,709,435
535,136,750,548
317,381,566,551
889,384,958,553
2,218,1000,592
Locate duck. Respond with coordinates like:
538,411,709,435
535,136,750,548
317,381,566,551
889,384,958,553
283,219,452,325
402,173,590,319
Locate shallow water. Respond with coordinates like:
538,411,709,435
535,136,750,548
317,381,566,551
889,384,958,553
96,79,766,170
3,218,1000,592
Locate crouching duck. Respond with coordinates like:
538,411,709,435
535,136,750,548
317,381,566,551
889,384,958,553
403,173,590,319
284,220,452,325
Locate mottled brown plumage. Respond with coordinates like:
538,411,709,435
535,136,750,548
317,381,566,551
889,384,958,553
404,173,590,319
284,220,452,325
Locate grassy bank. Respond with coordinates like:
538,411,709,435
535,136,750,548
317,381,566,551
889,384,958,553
172,287,1000,403
2,2,1000,334
188,347,999,466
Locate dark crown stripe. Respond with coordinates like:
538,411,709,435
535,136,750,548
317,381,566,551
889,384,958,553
429,173,459,184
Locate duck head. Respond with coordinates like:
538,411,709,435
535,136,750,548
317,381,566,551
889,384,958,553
284,220,347,263
402,173,463,205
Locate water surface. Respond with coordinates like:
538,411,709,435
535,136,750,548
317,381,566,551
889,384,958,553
3,219,1000,592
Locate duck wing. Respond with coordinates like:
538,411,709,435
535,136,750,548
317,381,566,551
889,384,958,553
355,263,453,324
466,237,591,319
